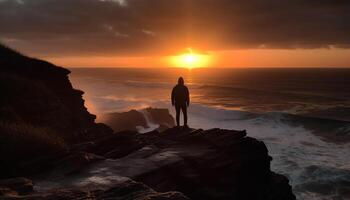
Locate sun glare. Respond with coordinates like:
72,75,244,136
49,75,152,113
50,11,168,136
171,48,211,69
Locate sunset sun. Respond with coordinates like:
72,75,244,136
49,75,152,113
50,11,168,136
171,49,211,69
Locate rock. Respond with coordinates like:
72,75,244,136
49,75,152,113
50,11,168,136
52,152,105,175
265,172,295,200
39,128,295,200
144,107,175,129
1,179,189,200
131,128,285,200
129,128,295,199
101,110,149,132
100,107,175,132
0,177,33,195
87,131,144,158
0,187,18,196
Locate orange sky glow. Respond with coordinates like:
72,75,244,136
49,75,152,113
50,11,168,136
46,48,350,68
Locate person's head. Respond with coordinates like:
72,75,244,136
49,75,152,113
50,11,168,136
178,77,184,85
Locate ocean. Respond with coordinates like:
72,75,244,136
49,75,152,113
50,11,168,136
69,68,350,200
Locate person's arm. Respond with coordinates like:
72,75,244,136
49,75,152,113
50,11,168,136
171,87,175,106
186,87,190,107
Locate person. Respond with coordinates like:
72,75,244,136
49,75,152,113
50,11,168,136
171,77,190,127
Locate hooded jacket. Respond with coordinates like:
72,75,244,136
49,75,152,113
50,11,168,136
171,77,190,106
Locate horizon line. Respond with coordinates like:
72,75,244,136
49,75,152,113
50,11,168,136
66,66,350,69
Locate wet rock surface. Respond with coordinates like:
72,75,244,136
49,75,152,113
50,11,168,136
0,177,33,196
2,179,189,200
30,128,295,200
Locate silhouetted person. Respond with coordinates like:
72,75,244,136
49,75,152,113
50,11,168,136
171,77,190,127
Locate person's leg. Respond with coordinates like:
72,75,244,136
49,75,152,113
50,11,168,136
182,104,187,126
175,104,180,126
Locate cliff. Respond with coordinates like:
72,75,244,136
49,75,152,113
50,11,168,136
0,44,113,137
0,44,295,199
0,44,112,178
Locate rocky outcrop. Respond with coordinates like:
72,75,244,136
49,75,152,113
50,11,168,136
101,107,175,132
144,107,175,130
102,110,148,132
33,128,295,200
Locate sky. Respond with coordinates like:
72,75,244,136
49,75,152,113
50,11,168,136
1,0,350,68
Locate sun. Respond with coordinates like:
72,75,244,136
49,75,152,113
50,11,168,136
182,54,200,68
171,48,211,69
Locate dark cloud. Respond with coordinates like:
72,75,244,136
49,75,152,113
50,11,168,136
0,0,349,56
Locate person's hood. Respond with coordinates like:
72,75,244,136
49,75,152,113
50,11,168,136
178,77,184,85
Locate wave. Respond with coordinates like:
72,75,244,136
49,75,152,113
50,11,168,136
186,103,350,135
294,165,350,200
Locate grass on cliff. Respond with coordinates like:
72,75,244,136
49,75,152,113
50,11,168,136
0,121,67,167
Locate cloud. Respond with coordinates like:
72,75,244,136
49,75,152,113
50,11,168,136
0,0,349,56
142,29,156,37
99,0,127,7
